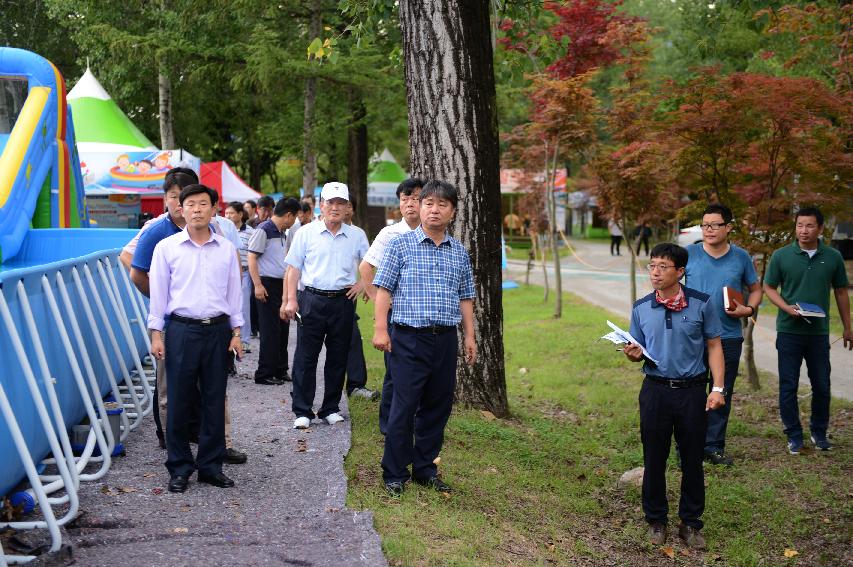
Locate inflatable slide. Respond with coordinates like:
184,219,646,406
0,47,88,265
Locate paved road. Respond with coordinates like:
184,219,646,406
506,238,853,401
59,327,387,566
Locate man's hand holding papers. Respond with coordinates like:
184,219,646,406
601,320,660,365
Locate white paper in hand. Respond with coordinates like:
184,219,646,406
604,320,660,365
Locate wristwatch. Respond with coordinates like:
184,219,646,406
232,330,241,338
711,386,725,395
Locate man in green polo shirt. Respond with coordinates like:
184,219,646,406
764,207,852,455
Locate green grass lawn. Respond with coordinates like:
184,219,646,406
346,286,852,566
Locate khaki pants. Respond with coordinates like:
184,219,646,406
156,357,233,449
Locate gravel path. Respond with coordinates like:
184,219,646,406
58,327,386,567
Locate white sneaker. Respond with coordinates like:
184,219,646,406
293,417,310,429
324,413,345,425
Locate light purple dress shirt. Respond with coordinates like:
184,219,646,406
147,228,244,332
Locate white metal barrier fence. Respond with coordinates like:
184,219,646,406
0,249,154,563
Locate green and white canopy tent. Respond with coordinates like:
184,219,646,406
68,68,157,153
367,148,407,207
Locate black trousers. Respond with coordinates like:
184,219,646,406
610,235,623,255
639,378,706,529
255,276,289,381
290,291,354,419
345,313,368,394
164,318,230,478
249,281,259,335
382,326,457,483
378,310,394,435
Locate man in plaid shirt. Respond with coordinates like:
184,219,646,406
372,180,477,497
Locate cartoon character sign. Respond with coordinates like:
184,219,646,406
81,149,200,194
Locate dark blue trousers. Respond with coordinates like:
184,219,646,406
345,313,368,394
164,319,230,478
255,276,289,381
705,337,743,454
378,310,394,435
291,291,354,419
639,379,706,529
382,326,457,484
776,332,831,441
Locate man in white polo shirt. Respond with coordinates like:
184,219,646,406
282,182,369,428
358,178,423,434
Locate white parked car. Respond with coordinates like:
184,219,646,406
677,225,703,247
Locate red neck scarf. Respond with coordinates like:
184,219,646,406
656,286,687,312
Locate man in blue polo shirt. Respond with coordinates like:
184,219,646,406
372,180,477,497
624,243,725,550
685,204,762,466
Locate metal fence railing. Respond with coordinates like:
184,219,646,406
0,248,154,563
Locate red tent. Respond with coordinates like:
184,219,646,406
200,161,261,210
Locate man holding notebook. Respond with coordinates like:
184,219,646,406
685,204,762,466
764,207,851,454
624,243,725,550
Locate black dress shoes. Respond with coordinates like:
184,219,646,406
414,476,452,493
255,376,284,385
384,481,405,497
198,472,235,488
277,372,292,382
223,448,248,464
168,475,189,493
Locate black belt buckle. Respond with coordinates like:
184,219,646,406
200,318,213,325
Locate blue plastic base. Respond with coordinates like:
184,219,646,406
9,491,35,514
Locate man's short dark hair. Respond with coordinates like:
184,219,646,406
274,197,300,217
244,199,257,209
299,202,312,214
163,167,199,193
396,178,425,198
796,206,824,226
179,184,218,206
420,180,458,209
257,195,275,209
650,243,688,269
703,204,733,224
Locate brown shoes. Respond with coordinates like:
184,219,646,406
648,522,667,546
678,523,707,550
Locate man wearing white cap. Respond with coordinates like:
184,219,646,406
282,182,369,428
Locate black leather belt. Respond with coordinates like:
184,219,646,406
169,313,230,326
305,286,350,298
395,323,456,335
645,375,707,388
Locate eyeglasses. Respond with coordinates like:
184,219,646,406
646,263,676,272
700,222,728,231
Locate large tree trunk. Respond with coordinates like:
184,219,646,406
302,3,322,196
399,0,508,416
347,88,369,229
158,68,175,149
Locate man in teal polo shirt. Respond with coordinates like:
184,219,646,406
764,207,851,454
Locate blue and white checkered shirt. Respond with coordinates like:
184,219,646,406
373,226,475,327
